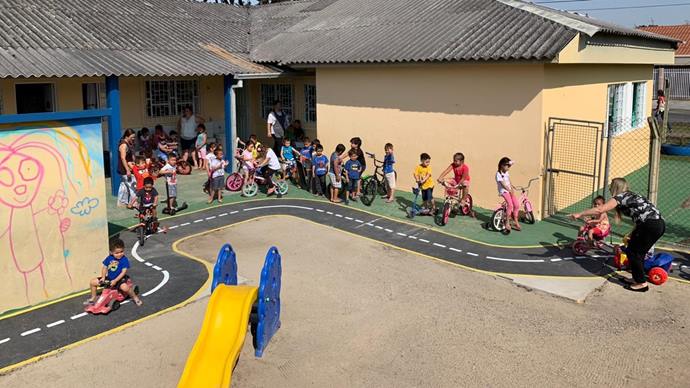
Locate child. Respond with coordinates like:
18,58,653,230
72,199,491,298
280,137,299,184
329,144,346,203
241,141,256,185
208,148,228,204
129,155,154,191
130,176,159,219
496,157,520,232
85,238,142,306
300,138,314,193
311,144,329,197
437,152,471,206
341,137,366,197
248,134,261,159
383,143,396,203
413,153,435,213
344,149,363,202
159,154,178,213
203,143,218,195
137,127,151,154
195,124,208,170
581,195,610,244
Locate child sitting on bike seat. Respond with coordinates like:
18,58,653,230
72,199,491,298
85,238,143,306
241,141,257,184
581,195,610,244
437,152,471,206
129,177,159,219
280,138,299,185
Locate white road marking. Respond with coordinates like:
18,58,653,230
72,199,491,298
551,258,562,262
0,338,9,345
145,262,153,267
335,214,343,218
449,247,462,253
316,209,325,213
327,211,333,215
486,256,545,263
345,216,353,220
355,219,364,223
142,270,170,297
562,257,575,261
46,320,65,328
168,225,179,229
433,243,447,248
375,226,384,230
419,239,430,243
205,216,216,220
193,219,203,223
152,265,162,271
396,232,407,237
365,223,374,226
384,228,393,233
70,312,88,320
230,211,239,215
408,235,418,240
121,300,130,305
218,213,228,217
244,205,314,211
20,328,41,336
180,222,190,227
467,252,479,257
131,241,145,262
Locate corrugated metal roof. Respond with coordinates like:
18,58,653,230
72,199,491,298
639,25,690,56
0,0,279,78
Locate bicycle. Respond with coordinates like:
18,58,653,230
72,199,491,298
490,177,539,234
438,179,473,226
360,152,396,206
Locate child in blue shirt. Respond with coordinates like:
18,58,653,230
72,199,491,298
280,138,300,185
85,238,142,306
383,143,396,203
311,144,329,196
344,149,363,202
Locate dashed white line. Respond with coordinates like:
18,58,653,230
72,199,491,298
0,338,9,345
375,226,383,230
419,239,430,243
218,213,228,217
326,211,333,215
345,216,353,220
193,219,203,223
180,222,190,227
384,228,393,233
449,247,462,253
316,209,325,213
152,265,162,271
335,214,343,218
355,219,364,223
365,223,374,226
20,328,41,336
131,241,145,262
433,243,447,248
467,252,479,257
121,300,130,304
396,232,407,237
46,320,65,328
142,270,170,297
486,256,545,263
145,262,153,267
168,225,179,229
205,216,216,220
230,211,239,215
551,258,562,262
244,205,314,211
70,312,88,320
408,235,418,240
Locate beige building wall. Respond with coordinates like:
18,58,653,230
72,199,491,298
316,64,546,216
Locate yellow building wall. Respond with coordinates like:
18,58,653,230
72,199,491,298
0,120,109,314
542,64,654,212
316,64,545,216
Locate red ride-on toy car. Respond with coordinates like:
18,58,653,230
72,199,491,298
571,223,611,256
614,239,674,286
84,279,140,315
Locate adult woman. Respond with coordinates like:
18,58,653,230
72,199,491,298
256,144,282,197
116,128,137,206
266,100,289,155
177,106,204,164
571,178,665,292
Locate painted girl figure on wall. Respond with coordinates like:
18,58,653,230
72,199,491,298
0,125,96,306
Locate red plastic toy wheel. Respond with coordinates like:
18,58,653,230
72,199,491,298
441,202,451,226
226,173,244,191
647,267,668,285
461,194,473,215
572,240,589,256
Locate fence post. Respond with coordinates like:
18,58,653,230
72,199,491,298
602,124,614,199
647,117,661,204
662,78,671,136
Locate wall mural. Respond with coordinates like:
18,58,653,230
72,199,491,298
0,120,108,313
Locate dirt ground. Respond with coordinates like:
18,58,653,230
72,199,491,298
2,216,689,388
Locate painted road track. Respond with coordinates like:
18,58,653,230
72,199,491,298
1,198,688,371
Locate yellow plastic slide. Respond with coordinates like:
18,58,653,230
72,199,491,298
178,285,258,388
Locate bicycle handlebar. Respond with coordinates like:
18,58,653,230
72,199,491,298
514,176,541,192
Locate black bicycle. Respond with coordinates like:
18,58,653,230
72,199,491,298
360,152,396,206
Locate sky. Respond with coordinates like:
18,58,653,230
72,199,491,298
534,0,690,27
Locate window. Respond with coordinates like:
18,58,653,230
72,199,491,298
304,84,316,123
145,80,199,118
16,83,55,114
82,83,105,110
607,82,647,135
261,84,293,120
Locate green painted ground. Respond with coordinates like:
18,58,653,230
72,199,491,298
106,157,690,248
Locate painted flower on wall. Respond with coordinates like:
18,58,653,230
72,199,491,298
48,190,69,215
70,197,100,217
59,218,71,233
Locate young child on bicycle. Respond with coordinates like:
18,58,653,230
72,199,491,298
129,176,159,219
329,144,346,203
85,238,143,307
580,195,610,244
344,149,363,202
208,148,228,204
414,153,435,213
280,138,300,186
300,138,314,193
159,154,178,213
129,155,154,191
311,144,329,197
496,157,520,232
383,143,396,203
437,152,471,206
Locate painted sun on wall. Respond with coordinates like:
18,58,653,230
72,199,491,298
0,119,108,314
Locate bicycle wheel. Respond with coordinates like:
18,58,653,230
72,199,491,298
441,202,451,226
361,179,377,206
491,208,506,231
571,240,589,256
523,211,535,224
226,173,244,191
377,176,388,196
138,226,145,246
242,182,258,197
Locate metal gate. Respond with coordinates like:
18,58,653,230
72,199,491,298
544,118,606,216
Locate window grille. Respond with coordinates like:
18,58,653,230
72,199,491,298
146,80,199,118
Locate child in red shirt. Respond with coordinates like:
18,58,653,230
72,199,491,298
437,152,471,206
129,155,155,190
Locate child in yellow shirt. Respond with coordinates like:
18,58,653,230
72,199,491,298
413,153,435,213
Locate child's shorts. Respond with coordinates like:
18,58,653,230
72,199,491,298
385,172,396,189
421,187,434,202
198,147,207,160
211,176,225,191
283,159,296,169
328,172,341,189
167,183,177,198
348,178,359,193
591,226,609,240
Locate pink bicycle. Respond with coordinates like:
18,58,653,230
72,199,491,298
490,177,539,234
